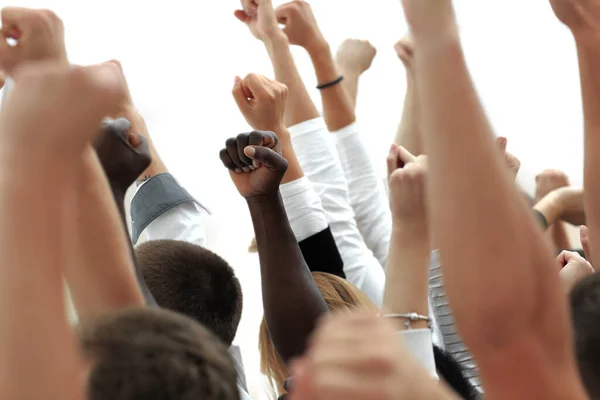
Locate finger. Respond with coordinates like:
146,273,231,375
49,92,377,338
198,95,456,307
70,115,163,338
581,225,592,263
248,130,278,149
557,250,570,269
397,145,415,165
242,0,257,15
386,143,400,177
1,7,31,32
110,117,132,141
236,133,253,171
234,9,249,23
225,138,245,172
232,76,251,114
496,136,508,152
219,148,238,172
244,146,288,173
244,73,268,100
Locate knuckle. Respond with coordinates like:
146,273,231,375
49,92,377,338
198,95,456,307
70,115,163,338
236,133,248,141
225,138,237,147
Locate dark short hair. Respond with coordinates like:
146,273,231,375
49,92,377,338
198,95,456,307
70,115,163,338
433,345,478,399
570,272,600,398
136,240,243,346
79,307,240,400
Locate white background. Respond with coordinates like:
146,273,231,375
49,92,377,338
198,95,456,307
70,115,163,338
0,1,585,398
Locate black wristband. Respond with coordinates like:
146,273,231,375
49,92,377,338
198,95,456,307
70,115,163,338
316,75,344,90
533,209,549,231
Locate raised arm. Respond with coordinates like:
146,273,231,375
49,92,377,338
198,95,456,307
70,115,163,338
228,73,328,363
404,1,587,398
336,39,377,109
0,22,124,399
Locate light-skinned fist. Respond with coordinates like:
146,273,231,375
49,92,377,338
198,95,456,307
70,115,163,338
558,250,594,293
232,73,288,134
0,63,124,157
535,169,570,202
275,1,325,53
387,144,428,228
394,36,414,71
495,137,520,180
234,0,281,42
336,39,377,76
219,130,288,200
0,7,67,75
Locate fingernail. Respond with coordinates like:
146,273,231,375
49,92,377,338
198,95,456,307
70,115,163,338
235,168,242,174
242,166,251,173
244,146,256,157
253,160,260,169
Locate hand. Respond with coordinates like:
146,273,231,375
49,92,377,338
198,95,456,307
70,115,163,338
336,39,377,76
234,0,281,41
219,130,288,199
549,0,600,33
289,313,431,400
232,73,287,133
0,7,67,75
0,63,124,156
554,187,585,226
581,225,593,264
387,144,428,227
401,0,457,39
275,1,326,53
535,169,570,202
558,250,594,293
394,36,414,72
94,118,151,192
496,137,521,180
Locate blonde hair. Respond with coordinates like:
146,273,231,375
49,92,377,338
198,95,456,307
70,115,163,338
258,272,378,397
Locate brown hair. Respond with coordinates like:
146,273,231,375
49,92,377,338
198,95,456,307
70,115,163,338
258,272,378,397
79,307,240,400
136,239,243,346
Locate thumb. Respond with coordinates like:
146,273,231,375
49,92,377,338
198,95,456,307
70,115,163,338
496,136,508,152
244,146,287,172
232,76,251,114
397,146,416,165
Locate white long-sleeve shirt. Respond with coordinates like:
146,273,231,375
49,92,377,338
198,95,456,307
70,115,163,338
288,118,386,307
331,122,392,268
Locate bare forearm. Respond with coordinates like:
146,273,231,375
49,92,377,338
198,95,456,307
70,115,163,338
383,225,430,330
395,78,422,154
275,127,304,184
308,42,356,131
248,193,328,363
264,34,320,127
0,161,83,400
576,32,600,261
415,33,562,340
66,151,144,319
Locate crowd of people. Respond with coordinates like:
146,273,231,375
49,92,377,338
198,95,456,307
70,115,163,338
0,0,598,399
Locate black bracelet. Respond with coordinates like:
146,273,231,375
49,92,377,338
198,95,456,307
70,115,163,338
317,75,344,90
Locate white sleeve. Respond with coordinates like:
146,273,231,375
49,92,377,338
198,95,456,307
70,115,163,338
280,177,328,242
398,329,438,379
143,202,209,247
288,118,385,306
332,122,392,268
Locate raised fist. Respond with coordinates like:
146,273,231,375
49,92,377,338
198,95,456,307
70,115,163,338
496,137,520,180
0,7,67,75
232,73,287,133
387,144,428,227
234,0,280,41
0,63,124,155
535,169,570,202
219,130,288,199
275,1,325,52
336,39,377,75
394,36,414,71
94,118,151,192
558,250,594,292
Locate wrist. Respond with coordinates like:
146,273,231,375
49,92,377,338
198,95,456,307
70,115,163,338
246,191,282,207
306,37,330,59
264,31,289,50
392,218,429,239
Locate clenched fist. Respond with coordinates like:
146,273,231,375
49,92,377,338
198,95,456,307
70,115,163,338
275,1,325,52
394,36,414,71
387,144,428,227
219,130,288,199
94,118,151,192
0,7,67,75
232,73,287,133
535,169,570,202
234,0,281,41
336,39,377,76
558,250,594,293
0,63,124,155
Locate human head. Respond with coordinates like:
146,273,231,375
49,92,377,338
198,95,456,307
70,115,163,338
79,307,240,400
259,272,378,396
570,272,600,399
136,239,243,346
